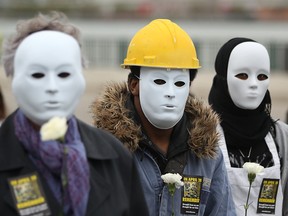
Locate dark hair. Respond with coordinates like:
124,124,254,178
2,11,86,77
128,66,198,82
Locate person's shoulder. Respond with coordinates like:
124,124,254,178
76,118,131,155
78,119,119,140
0,113,15,136
273,119,288,138
275,119,288,129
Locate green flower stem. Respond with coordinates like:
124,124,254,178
171,193,174,216
168,184,176,216
244,182,252,216
168,183,176,196
244,173,256,216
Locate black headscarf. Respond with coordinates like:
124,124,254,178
208,37,273,167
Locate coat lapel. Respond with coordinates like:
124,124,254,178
77,119,119,215
85,165,111,215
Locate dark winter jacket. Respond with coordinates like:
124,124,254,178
0,111,148,216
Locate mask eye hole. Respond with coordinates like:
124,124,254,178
31,72,44,79
235,73,248,80
175,81,185,87
154,79,166,85
58,72,70,78
258,74,268,81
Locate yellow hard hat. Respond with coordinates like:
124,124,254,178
121,19,200,69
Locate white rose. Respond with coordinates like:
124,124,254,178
161,173,184,189
243,162,264,184
40,117,68,141
243,162,264,175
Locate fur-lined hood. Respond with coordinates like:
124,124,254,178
90,82,220,159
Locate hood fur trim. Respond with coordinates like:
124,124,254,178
90,82,220,158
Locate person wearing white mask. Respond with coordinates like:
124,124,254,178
0,12,148,216
208,37,288,216
91,19,236,216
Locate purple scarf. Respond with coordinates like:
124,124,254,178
14,110,90,216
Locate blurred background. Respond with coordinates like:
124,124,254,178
0,0,288,124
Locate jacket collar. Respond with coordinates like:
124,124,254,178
90,82,220,159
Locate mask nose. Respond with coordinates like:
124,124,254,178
249,76,258,89
165,81,176,99
46,75,59,94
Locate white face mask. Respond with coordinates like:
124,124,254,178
139,67,190,129
12,31,85,126
227,42,270,110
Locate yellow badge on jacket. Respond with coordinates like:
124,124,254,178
181,175,203,215
8,173,50,216
257,178,279,214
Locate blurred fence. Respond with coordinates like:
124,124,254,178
1,19,288,72
79,20,288,72
81,36,288,72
